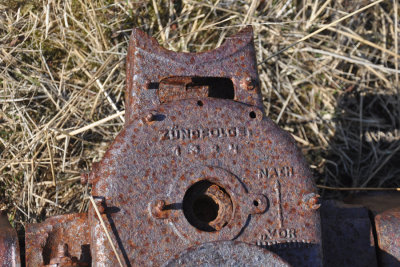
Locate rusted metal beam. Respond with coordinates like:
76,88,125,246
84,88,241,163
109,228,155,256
25,213,90,266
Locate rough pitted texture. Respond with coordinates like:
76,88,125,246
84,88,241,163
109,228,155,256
375,208,400,266
164,241,290,267
87,27,321,265
23,27,322,266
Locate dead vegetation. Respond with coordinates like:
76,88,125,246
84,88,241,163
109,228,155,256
0,0,399,228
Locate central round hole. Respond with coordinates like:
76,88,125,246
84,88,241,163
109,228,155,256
183,180,232,232
192,195,219,223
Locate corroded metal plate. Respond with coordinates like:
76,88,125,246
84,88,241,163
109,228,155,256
88,97,321,265
22,26,322,266
164,241,290,266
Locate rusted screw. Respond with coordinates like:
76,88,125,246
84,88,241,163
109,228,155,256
151,200,169,219
303,193,321,210
144,113,155,123
49,244,75,265
155,200,165,211
241,76,254,90
94,198,106,214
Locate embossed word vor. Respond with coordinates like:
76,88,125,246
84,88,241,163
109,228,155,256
259,228,297,240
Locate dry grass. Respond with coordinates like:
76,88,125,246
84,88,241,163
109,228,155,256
0,0,399,228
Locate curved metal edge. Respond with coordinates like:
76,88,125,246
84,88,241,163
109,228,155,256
0,211,20,267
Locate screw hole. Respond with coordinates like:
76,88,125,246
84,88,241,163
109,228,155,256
253,200,259,207
249,111,256,119
197,100,203,106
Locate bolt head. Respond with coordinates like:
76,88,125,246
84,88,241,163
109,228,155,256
94,198,106,214
151,199,169,219
144,113,155,122
303,193,321,210
241,76,255,90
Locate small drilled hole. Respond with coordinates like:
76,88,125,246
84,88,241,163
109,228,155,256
253,200,259,207
197,100,203,106
249,111,256,119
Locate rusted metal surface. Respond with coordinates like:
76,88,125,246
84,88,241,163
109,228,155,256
8,25,400,266
84,26,321,266
164,241,290,266
25,213,90,266
158,76,209,103
0,211,20,267
18,26,322,266
375,207,400,266
125,26,264,124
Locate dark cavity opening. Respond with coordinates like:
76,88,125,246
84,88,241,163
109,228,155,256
148,82,159,89
249,111,256,119
190,77,234,99
193,195,219,223
152,76,235,102
183,180,222,232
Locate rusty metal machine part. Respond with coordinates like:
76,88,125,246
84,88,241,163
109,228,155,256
23,26,321,266
87,25,321,266
163,241,290,266
0,211,20,267
25,213,90,266
1,26,399,266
